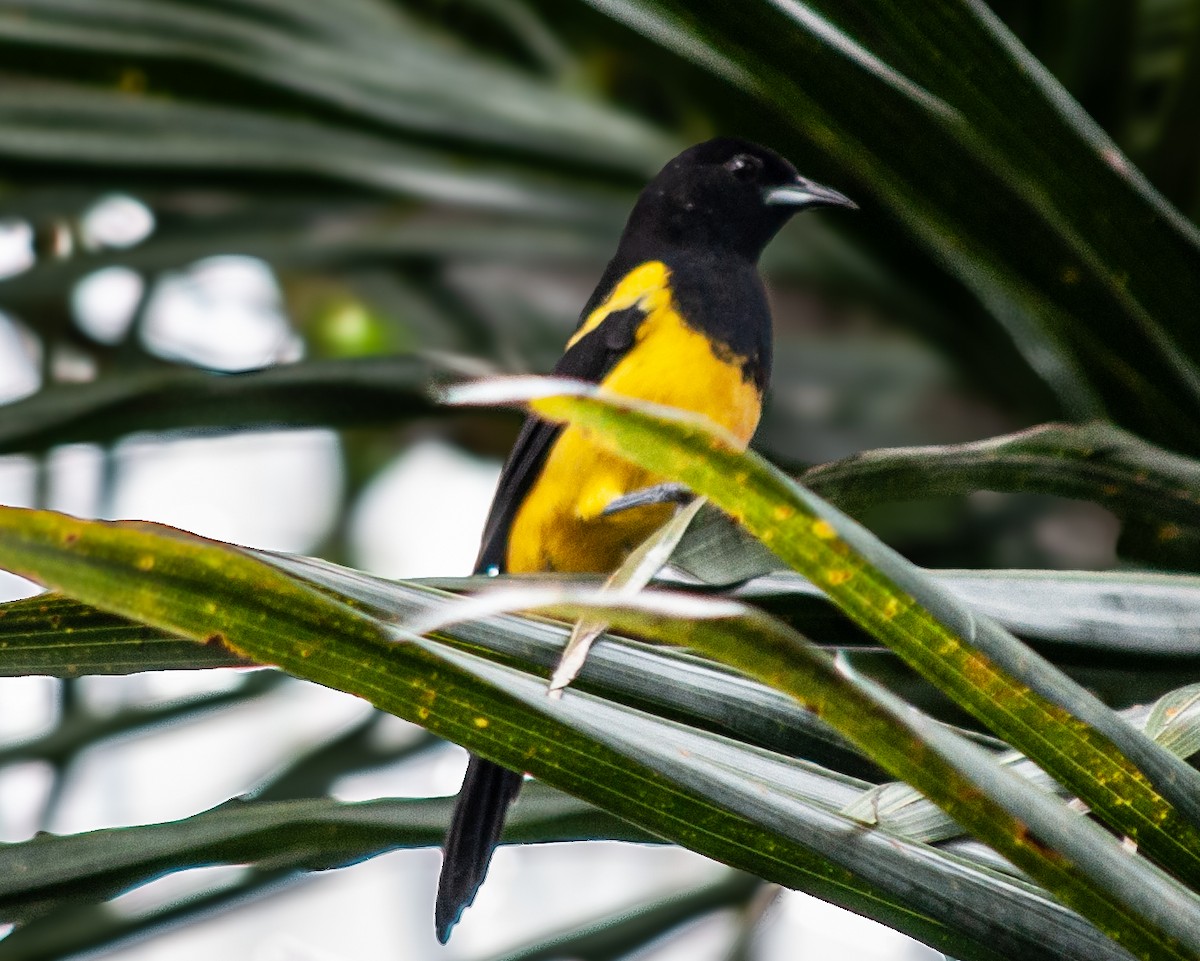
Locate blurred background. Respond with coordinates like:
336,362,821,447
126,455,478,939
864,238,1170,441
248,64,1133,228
3,0,1200,958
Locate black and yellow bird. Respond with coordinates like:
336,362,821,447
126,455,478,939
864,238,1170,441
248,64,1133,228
436,137,855,941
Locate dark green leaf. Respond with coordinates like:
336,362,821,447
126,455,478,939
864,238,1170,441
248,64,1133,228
0,82,628,217
804,421,1200,540
0,0,674,172
0,356,440,455
0,786,642,924
582,0,1200,447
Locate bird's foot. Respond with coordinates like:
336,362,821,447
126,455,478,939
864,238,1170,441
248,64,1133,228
601,483,693,517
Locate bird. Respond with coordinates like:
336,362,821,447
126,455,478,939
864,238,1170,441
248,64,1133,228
435,136,855,942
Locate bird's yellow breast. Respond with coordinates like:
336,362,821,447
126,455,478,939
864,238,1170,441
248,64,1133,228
505,261,762,573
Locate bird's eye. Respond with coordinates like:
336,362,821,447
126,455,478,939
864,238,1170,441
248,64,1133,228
724,153,763,181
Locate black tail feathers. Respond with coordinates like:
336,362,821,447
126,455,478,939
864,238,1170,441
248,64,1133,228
435,755,524,942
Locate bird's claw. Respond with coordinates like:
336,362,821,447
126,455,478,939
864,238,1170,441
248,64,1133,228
601,483,693,517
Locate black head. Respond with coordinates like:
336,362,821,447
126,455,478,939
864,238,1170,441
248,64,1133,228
622,137,855,261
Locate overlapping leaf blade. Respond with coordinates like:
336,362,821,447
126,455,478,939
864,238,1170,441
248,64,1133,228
454,377,1200,893
0,506,1148,960
417,583,1200,958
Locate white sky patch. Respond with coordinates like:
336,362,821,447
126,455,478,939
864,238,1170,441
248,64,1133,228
350,438,499,578
0,572,37,602
0,220,34,280
77,669,248,717
43,444,105,517
0,313,40,403
110,429,343,554
762,890,945,961
142,256,297,371
80,194,155,250
0,675,58,744
49,680,368,834
110,866,249,918
334,740,465,802
0,762,56,843
72,265,145,344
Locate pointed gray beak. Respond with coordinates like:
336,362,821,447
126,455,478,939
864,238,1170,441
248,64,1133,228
763,177,857,211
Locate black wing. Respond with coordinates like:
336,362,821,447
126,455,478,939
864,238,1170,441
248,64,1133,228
474,305,646,573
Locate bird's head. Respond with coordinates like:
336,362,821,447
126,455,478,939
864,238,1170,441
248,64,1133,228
625,137,856,260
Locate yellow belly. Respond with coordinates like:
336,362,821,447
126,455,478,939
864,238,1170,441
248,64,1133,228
506,262,762,573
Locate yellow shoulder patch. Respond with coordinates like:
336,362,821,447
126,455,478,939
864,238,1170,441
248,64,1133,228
566,261,671,350
506,257,763,574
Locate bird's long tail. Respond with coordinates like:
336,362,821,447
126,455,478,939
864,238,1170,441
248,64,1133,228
435,754,524,942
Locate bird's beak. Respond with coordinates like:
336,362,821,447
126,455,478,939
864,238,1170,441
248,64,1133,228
763,177,857,211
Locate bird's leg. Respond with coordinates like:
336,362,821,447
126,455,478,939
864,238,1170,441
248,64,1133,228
601,483,693,517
